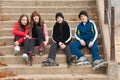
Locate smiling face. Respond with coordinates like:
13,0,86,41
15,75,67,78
21,16,28,26
33,15,39,23
80,15,88,23
56,16,63,23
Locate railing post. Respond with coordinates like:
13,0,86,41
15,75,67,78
104,0,108,24
110,7,115,60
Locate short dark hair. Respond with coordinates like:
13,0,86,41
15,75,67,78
78,11,88,18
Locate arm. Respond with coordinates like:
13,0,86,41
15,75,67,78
13,23,28,37
89,20,98,43
43,24,49,45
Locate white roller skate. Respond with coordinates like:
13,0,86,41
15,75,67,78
76,56,90,66
14,46,20,56
92,59,108,71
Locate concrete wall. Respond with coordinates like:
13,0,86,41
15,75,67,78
114,0,120,27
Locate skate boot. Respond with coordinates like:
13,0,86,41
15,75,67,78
22,53,29,65
76,56,90,66
14,46,20,56
92,59,108,70
66,55,77,68
42,58,59,67
39,43,45,56
28,52,35,66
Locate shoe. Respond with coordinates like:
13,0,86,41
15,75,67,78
22,53,29,65
39,43,45,52
14,46,20,56
66,55,77,68
42,58,59,67
76,56,90,66
28,52,35,66
92,59,108,70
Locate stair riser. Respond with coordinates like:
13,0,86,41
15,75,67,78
0,14,97,21
4,67,105,75
0,7,97,13
0,21,99,29
0,0,96,6
0,28,101,37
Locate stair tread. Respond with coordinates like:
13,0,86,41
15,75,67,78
3,63,92,68
6,74,108,79
0,0,95,1
1,6,95,8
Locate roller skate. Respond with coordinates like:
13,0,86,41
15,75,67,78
66,55,77,68
42,58,59,67
92,59,107,71
28,52,35,66
76,56,90,66
22,53,29,65
14,46,20,56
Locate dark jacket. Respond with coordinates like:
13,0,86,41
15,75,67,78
52,21,72,44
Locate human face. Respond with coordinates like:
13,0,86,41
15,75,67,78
56,17,63,23
33,15,39,23
80,15,88,23
21,16,28,26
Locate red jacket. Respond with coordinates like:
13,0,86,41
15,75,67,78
13,22,29,44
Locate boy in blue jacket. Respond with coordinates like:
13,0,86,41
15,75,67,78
70,11,107,70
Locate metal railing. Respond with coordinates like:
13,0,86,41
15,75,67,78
104,0,115,61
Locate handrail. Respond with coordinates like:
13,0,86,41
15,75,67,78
104,0,115,61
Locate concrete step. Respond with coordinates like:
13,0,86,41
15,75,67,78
0,44,104,55
0,20,100,29
2,74,108,80
0,12,98,21
0,35,103,46
0,0,95,6
0,27,101,37
0,6,97,13
2,64,106,75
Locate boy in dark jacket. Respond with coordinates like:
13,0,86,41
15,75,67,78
42,12,76,67
70,11,107,70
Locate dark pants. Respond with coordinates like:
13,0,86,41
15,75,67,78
48,42,72,60
32,25,45,45
14,36,34,54
70,40,101,62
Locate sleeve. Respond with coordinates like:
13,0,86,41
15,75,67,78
52,24,58,43
89,20,98,43
43,24,49,41
64,22,72,43
13,23,28,37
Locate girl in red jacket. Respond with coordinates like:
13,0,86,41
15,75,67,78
29,11,49,56
13,14,34,65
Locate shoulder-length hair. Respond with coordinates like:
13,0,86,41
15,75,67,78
30,11,44,29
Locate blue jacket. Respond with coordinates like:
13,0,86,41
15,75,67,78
75,20,98,43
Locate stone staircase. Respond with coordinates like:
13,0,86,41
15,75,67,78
0,0,108,80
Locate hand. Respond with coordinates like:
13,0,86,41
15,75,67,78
25,35,31,39
79,39,86,46
59,42,66,49
14,41,19,46
88,41,94,48
43,41,48,46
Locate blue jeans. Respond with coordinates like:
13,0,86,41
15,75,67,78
70,40,101,62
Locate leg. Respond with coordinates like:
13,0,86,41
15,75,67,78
89,41,101,62
48,42,59,60
70,40,84,59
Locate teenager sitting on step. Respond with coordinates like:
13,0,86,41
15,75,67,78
70,11,107,70
29,11,49,56
13,14,35,66
42,12,76,67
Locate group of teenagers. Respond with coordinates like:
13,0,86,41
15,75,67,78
13,10,107,70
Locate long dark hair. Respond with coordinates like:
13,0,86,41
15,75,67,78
18,14,29,30
30,11,44,28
